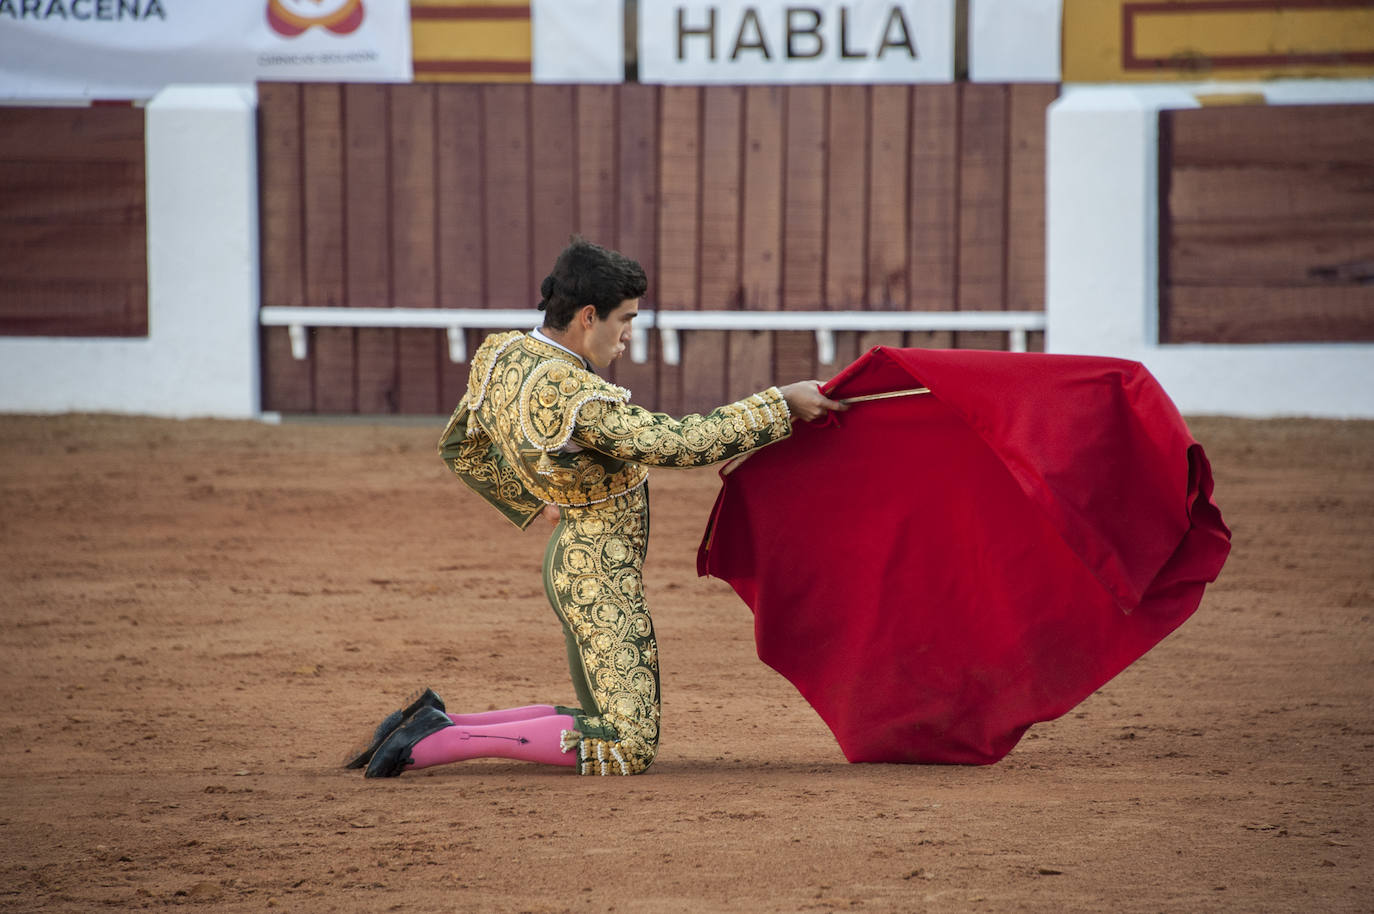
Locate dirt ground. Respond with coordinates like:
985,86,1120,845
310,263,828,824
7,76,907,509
0,411,1369,913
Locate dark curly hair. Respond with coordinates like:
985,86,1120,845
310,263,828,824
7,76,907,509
538,237,647,331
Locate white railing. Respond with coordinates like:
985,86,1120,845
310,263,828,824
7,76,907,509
652,310,1045,363
259,306,1047,366
259,307,542,364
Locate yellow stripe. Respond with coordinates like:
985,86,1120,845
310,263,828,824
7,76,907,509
414,71,532,83
1062,0,1124,82
1063,0,1374,82
1135,8,1374,58
1192,92,1267,106
412,19,532,62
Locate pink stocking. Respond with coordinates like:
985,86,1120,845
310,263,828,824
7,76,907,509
446,704,558,726
406,712,577,770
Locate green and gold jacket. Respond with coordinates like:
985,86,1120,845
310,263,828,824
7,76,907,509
438,331,793,528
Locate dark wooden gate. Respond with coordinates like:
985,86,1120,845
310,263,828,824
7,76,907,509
258,82,1058,415
1159,103,1374,344
0,105,147,337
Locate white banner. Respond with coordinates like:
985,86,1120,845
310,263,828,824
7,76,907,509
639,0,954,84
0,0,411,100
969,0,1061,82
533,0,623,84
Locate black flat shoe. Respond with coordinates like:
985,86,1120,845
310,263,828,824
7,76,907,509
364,706,455,778
343,687,446,769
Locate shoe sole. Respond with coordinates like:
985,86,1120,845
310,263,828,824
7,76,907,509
342,687,446,769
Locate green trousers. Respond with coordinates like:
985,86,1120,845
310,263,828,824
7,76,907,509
542,485,659,775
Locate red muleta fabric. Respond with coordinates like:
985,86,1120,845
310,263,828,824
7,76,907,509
697,347,1231,765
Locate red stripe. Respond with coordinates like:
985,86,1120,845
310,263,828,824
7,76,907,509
410,4,529,20
414,60,532,74
1126,50,1374,69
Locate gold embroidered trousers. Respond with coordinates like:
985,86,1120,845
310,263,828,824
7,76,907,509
544,486,658,776
440,331,795,775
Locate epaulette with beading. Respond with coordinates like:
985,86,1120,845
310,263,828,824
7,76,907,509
519,358,631,454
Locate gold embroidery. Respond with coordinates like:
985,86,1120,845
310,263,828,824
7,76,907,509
443,332,792,516
570,393,791,470
519,357,631,454
438,330,797,774
438,397,544,529
548,488,659,775
468,331,523,410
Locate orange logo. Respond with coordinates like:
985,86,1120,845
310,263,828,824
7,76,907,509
267,0,364,37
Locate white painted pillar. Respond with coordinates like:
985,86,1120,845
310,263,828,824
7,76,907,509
144,85,261,418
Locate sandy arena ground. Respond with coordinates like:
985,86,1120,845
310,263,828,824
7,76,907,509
0,412,1370,913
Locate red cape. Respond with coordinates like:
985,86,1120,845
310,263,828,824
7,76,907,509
697,347,1231,765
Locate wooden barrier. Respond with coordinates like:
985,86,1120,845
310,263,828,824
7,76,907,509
0,106,148,338
1159,103,1374,344
258,82,1058,414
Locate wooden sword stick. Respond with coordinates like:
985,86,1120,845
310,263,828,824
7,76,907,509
838,387,931,405
722,388,932,476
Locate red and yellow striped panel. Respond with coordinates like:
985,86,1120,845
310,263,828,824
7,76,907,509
1063,0,1374,82
411,0,532,82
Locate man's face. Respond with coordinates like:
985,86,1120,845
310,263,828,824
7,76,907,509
584,298,639,369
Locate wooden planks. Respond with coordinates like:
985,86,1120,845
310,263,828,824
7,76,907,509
530,86,577,306
611,85,660,404
867,86,910,311
656,86,702,416
391,85,442,414
1005,84,1055,352
345,84,397,414
0,106,148,338
0,223,147,281
1161,103,1374,344
908,84,960,349
1006,84,1055,313
0,107,144,161
656,86,702,314
481,85,531,310
254,82,1061,414
956,83,1009,350
1169,220,1374,287
436,84,486,407
574,86,618,245
780,86,826,382
826,86,869,311
0,161,143,223
1166,286,1374,344
684,86,742,414
258,83,313,409
1169,166,1373,224
1168,104,1374,168
0,280,147,336
731,86,785,402
860,86,910,355
302,84,353,413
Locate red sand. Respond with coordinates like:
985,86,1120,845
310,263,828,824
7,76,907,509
1,413,1369,912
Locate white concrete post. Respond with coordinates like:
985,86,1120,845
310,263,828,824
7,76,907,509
144,85,261,418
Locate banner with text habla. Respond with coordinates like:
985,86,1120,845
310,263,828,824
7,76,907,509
639,0,955,84
0,0,411,100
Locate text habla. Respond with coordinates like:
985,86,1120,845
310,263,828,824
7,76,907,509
676,5,917,62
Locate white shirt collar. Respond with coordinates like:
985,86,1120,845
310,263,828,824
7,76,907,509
530,326,588,369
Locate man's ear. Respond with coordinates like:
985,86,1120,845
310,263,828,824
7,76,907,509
578,304,598,329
